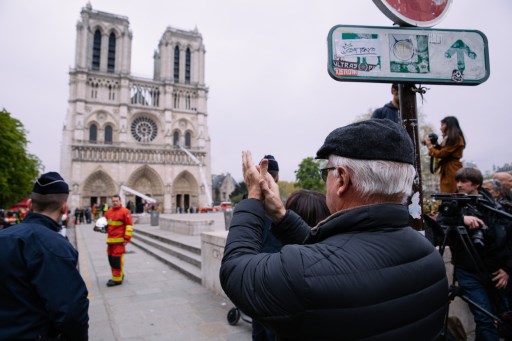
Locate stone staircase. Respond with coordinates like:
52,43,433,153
131,225,202,284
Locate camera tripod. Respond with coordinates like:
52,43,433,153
424,193,512,339
438,223,511,339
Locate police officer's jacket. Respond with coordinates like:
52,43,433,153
0,212,89,340
220,199,448,340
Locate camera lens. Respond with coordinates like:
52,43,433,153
470,229,485,248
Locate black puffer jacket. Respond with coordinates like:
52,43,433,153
220,199,448,340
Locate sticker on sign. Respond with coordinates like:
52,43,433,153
327,25,489,86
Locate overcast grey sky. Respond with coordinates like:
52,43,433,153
0,0,510,182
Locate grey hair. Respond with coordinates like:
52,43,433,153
483,179,502,191
329,155,415,203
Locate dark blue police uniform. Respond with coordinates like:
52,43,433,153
0,212,89,340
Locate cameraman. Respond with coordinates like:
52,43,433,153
424,116,465,193
442,167,512,341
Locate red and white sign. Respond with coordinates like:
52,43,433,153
373,0,453,27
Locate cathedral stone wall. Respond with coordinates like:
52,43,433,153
61,4,211,214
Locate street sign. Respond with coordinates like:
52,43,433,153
327,25,489,86
373,0,453,27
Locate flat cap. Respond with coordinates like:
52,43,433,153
32,172,69,194
316,119,414,165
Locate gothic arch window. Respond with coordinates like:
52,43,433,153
108,84,115,100
185,93,191,109
89,124,97,143
185,131,191,148
92,29,101,71
107,32,116,73
174,46,180,82
173,92,180,108
185,48,191,83
173,131,180,146
104,125,113,144
91,82,99,99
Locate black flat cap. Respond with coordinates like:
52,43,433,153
262,155,279,172
316,119,414,165
32,172,69,194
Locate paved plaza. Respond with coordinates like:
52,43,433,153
74,223,251,340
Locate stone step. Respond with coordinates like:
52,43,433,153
134,226,201,254
132,232,201,267
131,235,202,284
131,228,201,284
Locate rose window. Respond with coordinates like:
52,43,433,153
131,117,157,142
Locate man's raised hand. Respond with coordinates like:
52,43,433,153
242,150,263,200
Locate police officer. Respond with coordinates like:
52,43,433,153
0,172,89,340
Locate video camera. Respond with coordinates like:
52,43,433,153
431,193,487,247
426,193,512,339
432,193,478,224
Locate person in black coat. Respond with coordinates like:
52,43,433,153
0,172,89,340
443,167,512,340
371,83,400,123
220,119,448,340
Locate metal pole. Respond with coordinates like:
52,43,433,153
399,82,423,230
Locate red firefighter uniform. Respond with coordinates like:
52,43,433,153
104,205,133,283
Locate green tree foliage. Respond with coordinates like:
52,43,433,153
278,181,296,202
230,180,296,204
294,157,325,192
229,181,247,204
0,109,41,208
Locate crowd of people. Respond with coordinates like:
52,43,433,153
421,115,512,340
0,172,137,339
434,167,512,340
220,114,512,341
1,111,512,340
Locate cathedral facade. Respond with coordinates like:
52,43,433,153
60,4,212,213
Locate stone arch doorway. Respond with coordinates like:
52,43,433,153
126,165,164,213
173,171,199,213
82,170,117,209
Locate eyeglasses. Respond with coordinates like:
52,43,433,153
320,167,336,182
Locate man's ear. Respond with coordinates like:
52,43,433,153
60,202,69,214
27,199,33,212
336,166,351,197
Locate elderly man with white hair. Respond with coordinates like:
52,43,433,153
494,172,512,201
220,119,448,340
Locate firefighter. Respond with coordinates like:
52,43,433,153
104,194,133,287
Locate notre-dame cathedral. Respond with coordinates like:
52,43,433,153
60,4,211,213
